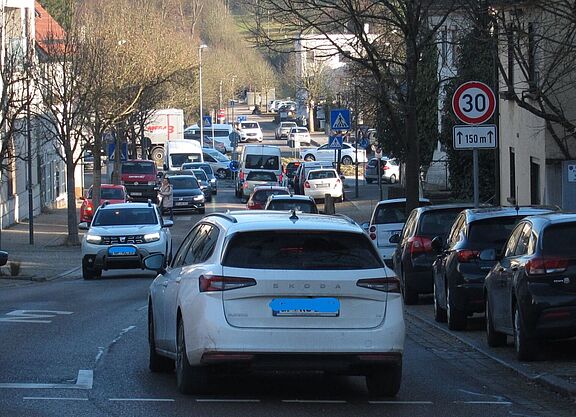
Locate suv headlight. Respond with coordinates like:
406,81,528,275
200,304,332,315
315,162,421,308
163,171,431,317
194,195,204,201
86,234,102,244
144,232,160,243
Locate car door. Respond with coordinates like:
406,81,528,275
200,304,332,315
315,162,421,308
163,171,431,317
434,214,465,309
394,210,417,274
316,144,333,161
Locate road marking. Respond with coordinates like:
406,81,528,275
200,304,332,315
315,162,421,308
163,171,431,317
0,310,73,323
369,400,433,405
23,397,88,401
196,399,260,403
454,401,513,405
282,399,347,404
0,370,93,390
109,398,175,402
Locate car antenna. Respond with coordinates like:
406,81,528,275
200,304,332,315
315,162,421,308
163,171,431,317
289,208,299,221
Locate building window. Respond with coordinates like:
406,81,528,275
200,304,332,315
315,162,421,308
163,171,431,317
509,147,516,201
530,157,540,205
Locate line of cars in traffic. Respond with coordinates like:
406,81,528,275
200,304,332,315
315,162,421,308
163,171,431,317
366,197,576,362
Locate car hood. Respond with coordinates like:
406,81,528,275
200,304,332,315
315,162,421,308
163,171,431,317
173,188,203,197
88,225,159,235
240,128,261,134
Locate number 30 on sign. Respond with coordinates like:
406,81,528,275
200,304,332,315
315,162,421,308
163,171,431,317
452,81,496,125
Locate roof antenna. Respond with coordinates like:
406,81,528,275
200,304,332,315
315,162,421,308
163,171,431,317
289,208,299,221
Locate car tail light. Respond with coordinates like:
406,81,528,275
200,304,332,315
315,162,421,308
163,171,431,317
279,173,283,183
357,277,401,293
199,275,257,292
526,257,568,275
239,171,244,181
85,205,93,212
457,249,480,263
304,181,310,188
408,236,433,256
382,165,390,171
368,225,377,240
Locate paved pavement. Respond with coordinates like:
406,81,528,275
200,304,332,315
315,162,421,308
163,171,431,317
1,182,575,400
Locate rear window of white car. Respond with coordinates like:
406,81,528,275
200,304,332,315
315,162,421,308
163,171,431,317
308,170,337,180
245,155,280,170
223,231,383,269
373,203,407,224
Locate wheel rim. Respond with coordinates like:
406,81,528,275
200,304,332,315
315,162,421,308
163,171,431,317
514,308,521,353
177,323,184,377
447,287,452,321
390,174,397,184
486,299,491,334
305,155,314,161
342,156,352,165
434,282,439,316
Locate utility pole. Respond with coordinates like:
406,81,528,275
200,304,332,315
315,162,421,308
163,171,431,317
354,84,359,199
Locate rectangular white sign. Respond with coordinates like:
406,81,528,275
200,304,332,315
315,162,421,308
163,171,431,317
453,124,497,150
568,165,576,182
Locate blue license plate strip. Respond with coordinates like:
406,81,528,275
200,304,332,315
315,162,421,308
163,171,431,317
108,246,137,256
270,298,340,317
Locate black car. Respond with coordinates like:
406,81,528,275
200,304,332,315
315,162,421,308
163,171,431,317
484,213,576,361
191,169,213,202
164,175,205,214
432,206,558,330
283,161,301,188
392,203,475,305
182,162,218,194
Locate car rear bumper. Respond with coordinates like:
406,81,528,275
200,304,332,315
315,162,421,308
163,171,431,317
124,185,157,201
403,267,433,294
451,282,485,314
305,189,343,200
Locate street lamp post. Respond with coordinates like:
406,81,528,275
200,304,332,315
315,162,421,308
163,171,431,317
198,44,208,148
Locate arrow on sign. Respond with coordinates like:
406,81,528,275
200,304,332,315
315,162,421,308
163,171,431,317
457,131,463,145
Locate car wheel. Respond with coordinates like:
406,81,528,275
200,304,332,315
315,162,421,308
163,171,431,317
148,305,174,372
433,280,447,323
82,258,101,280
216,169,227,179
389,174,397,184
365,362,402,397
176,320,209,394
366,178,373,184
401,271,418,305
304,154,315,161
341,156,353,165
447,285,467,331
198,208,205,214
513,305,537,361
486,296,507,347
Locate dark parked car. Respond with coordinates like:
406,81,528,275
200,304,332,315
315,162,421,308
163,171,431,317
432,206,558,330
392,203,475,305
283,161,301,188
164,175,205,214
484,213,576,361
182,162,218,194
191,169,213,202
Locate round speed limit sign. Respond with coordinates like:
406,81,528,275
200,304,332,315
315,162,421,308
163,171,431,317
452,81,496,125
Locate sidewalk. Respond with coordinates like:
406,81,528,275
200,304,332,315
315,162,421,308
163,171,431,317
0,207,82,288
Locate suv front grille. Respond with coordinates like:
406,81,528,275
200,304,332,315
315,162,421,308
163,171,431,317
101,235,145,245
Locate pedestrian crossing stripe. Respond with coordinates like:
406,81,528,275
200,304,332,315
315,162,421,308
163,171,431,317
332,112,350,129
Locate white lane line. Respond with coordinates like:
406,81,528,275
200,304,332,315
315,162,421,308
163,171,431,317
196,399,261,403
23,397,88,401
369,401,434,405
109,398,175,402
282,399,347,404
0,370,93,390
454,401,513,405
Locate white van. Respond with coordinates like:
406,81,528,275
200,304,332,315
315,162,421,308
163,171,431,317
164,140,203,171
235,145,282,197
184,123,233,153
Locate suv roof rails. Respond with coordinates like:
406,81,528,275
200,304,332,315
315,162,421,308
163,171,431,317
147,199,153,207
205,213,238,223
100,200,110,208
330,213,358,226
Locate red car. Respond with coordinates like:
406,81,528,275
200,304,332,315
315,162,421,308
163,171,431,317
246,185,290,210
80,184,129,222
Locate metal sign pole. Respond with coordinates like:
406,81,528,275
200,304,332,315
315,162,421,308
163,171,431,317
473,148,479,207
378,158,383,201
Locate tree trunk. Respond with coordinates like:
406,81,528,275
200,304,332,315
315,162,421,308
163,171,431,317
65,152,79,245
308,102,315,132
404,41,421,215
92,130,103,208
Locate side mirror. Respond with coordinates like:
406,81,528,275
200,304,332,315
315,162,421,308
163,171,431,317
479,248,497,261
389,233,400,244
0,251,8,266
431,236,443,253
143,253,166,274
78,222,90,230
360,222,370,233
163,220,174,228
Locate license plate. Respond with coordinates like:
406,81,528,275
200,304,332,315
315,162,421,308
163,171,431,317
270,298,340,317
175,202,188,206
131,192,142,196
108,246,137,256
317,183,329,188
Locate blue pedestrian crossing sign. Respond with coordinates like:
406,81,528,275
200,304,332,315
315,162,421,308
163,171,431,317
328,135,344,149
203,116,212,127
359,137,369,149
330,109,351,131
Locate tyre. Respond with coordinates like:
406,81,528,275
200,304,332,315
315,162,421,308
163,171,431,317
150,146,165,165
513,306,538,361
198,208,205,214
433,281,447,323
216,169,228,179
389,174,397,184
365,362,402,397
486,297,507,347
401,271,418,305
342,155,353,165
304,154,315,161
82,258,101,280
366,178,373,184
176,320,210,394
148,305,174,372
447,286,467,331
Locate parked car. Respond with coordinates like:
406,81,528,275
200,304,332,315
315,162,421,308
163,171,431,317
365,158,400,184
484,213,576,361
293,160,335,195
182,162,218,194
300,142,367,165
265,194,319,214
391,203,475,305
241,170,279,201
79,202,173,280
432,206,558,330
80,184,129,223
238,121,263,143
275,121,298,140
303,168,344,202
144,211,404,396
246,185,290,210
164,175,205,214
288,127,311,146
283,160,301,188
366,198,430,270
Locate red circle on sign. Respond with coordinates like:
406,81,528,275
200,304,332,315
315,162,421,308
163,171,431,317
218,108,225,118
452,81,496,124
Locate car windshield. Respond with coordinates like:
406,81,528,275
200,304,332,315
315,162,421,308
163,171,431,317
542,223,576,257
468,217,523,247
245,155,280,170
267,201,318,214
294,128,308,133
223,231,383,270
252,189,289,203
246,171,277,182
241,122,259,129
88,188,125,200
193,170,208,181
92,208,157,226
170,153,202,167
121,162,155,174
373,203,407,224
282,123,297,128
169,176,199,189
308,170,336,180
417,209,466,237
